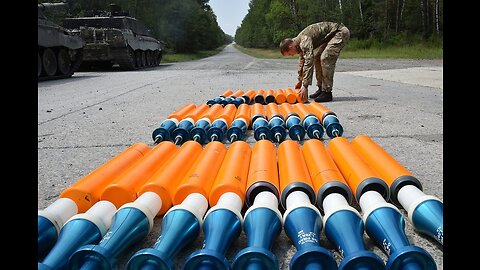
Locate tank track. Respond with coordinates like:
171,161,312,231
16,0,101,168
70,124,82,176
38,49,83,82
115,47,162,70
115,48,136,70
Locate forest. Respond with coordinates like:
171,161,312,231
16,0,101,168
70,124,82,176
40,0,443,52
235,0,443,48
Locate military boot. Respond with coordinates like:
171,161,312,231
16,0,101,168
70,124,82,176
309,88,323,99
314,91,333,102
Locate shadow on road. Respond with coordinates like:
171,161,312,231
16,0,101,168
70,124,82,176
321,96,377,102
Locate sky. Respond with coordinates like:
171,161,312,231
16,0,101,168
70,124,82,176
209,0,251,36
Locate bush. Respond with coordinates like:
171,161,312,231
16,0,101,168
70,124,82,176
345,33,442,52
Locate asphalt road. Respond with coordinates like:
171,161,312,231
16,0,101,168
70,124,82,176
38,43,443,269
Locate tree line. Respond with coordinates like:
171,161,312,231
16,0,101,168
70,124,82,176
40,0,233,53
40,0,442,52
235,0,443,48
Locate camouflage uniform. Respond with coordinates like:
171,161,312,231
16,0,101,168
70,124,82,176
293,22,350,92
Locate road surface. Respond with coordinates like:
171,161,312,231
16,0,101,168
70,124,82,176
38,43,443,269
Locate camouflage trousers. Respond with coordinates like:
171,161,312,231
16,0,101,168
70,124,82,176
313,26,350,92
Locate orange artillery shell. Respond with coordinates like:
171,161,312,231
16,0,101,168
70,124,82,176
245,89,257,105
308,102,335,121
200,104,224,122
234,103,251,127
351,135,422,207
327,137,390,201
275,89,287,104
173,141,227,206
301,139,353,210
100,141,178,209
183,103,210,123
209,141,252,206
250,103,266,124
60,143,151,213
265,89,276,104
231,90,245,98
217,104,238,127
138,141,203,215
295,91,305,104
265,103,283,120
245,140,280,207
222,90,234,97
284,88,298,104
254,89,266,104
278,140,316,209
167,103,197,121
292,103,311,120
279,103,296,119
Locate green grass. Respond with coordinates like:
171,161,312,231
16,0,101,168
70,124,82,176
341,46,443,59
234,45,292,59
162,45,227,63
341,37,443,59
162,37,442,62
233,36,443,59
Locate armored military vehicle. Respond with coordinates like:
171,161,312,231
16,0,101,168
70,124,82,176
63,4,163,70
38,2,84,81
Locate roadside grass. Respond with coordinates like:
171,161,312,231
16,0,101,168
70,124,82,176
162,36,442,62
162,45,227,63
340,44,443,59
343,34,443,59
234,44,442,59
234,45,291,59
233,37,443,59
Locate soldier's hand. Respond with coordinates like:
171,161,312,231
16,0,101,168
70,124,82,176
294,81,302,90
297,86,308,103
